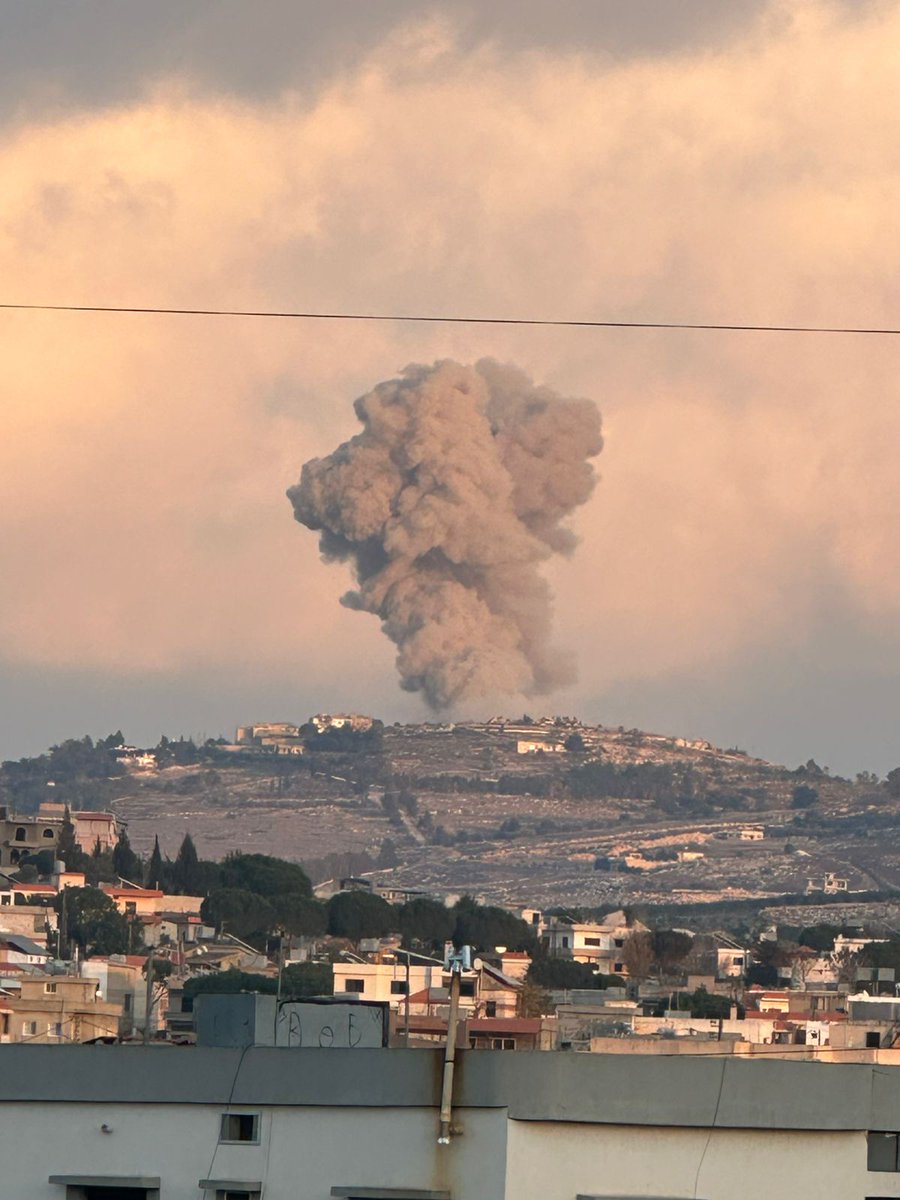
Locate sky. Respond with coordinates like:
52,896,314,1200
2,0,899,775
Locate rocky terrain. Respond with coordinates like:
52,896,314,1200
108,717,900,917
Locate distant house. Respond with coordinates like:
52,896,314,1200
311,713,374,733
517,740,566,755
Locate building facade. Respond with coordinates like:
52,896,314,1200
0,1045,899,1198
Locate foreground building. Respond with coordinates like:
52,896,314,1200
2,1039,900,1199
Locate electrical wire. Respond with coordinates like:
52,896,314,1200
693,1057,727,1199
2,301,900,336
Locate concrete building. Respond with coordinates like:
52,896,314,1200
0,804,118,867
3,1043,900,1197
543,910,647,974
2,975,121,1044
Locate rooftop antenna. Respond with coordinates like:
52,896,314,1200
438,943,471,1145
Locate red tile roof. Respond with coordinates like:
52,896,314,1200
466,1017,543,1034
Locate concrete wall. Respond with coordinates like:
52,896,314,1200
0,1101,507,1200
505,1122,875,1200
2,1046,900,1198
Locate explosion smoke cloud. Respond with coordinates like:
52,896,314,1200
288,359,602,708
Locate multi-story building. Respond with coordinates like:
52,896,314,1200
542,909,647,974
1,975,121,1044
0,804,118,868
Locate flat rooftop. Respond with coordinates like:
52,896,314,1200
0,1046,897,1131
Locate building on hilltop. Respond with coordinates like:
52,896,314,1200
310,712,375,733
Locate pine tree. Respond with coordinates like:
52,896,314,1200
172,833,201,894
112,828,141,881
56,806,84,870
145,835,164,889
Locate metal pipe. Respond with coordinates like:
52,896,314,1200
438,969,461,1144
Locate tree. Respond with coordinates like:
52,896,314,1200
527,957,607,990
452,896,535,953
275,895,327,938
326,890,394,941
145,835,165,889
885,768,900,799
201,887,276,942
397,897,455,952
56,805,87,871
563,733,586,753
172,833,202,895
112,828,141,881
622,932,654,981
652,930,693,977
792,784,819,809
220,852,312,900
517,981,552,1017
671,986,742,1020
55,886,130,957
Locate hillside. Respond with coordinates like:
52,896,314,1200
95,717,900,913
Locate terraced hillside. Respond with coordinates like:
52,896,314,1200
108,718,900,911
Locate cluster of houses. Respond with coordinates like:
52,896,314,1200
2,802,900,1058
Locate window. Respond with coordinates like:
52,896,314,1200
867,1031,882,1048
14,827,26,841
219,1113,260,1144
734,956,744,966
490,1037,516,1049
459,980,476,998
45,982,58,994
868,1132,900,1171
583,937,601,947
51,1022,63,1037
485,1001,497,1017
614,937,624,948
390,980,408,995
23,1020,37,1036
614,962,624,973
344,978,365,993
43,828,55,839
561,936,570,948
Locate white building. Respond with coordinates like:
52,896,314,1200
1,1038,899,1199
543,910,647,974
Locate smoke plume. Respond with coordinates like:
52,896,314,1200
287,359,602,708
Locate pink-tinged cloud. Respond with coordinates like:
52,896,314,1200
1,0,898,713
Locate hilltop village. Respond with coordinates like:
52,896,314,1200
2,715,900,1061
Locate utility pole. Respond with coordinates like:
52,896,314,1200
438,945,470,1145
143,949,155,1045
404,951,411,1047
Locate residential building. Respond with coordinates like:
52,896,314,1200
543,909,647,974
516,739,566,754
2,1040,900,1198
310,713,374,733
4,975,121,1043
0,803,118,867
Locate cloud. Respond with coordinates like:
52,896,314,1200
1,0,898,726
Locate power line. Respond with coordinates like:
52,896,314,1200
1,301,900,336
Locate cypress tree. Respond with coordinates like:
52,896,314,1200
173,833,201,894
112,828,141,881
145,835,164,889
